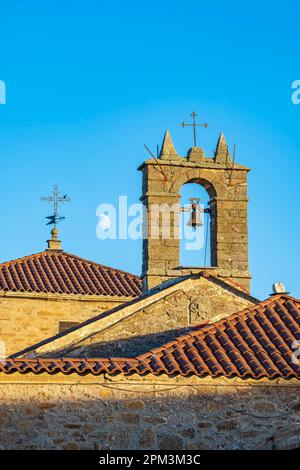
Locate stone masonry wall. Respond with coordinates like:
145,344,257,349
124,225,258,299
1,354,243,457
0,293,128,357
38,277,254,358
140,157,251,292
0,373,299,450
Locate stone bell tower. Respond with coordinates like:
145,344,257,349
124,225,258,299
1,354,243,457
139,129,251,293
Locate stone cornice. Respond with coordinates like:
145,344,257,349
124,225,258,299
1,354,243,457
0,290,131,303
138,158,250,172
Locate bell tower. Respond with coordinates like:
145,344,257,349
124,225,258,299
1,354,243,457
139,129,251,293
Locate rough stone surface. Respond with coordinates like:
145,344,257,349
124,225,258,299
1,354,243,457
0,373,298,450
0,292,129,356
29,276,254,358
139,151,251,293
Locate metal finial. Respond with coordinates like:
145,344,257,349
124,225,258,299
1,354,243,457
41,185,70,228
180,111,209,147
41,185,70,250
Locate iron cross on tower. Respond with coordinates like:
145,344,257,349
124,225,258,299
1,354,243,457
180,111,209,147
41,185,70,227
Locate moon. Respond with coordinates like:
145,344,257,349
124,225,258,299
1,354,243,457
98,214,111,231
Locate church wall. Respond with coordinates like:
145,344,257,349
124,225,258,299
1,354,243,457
30,277,254,358
0,292,129,357
0,373,299,450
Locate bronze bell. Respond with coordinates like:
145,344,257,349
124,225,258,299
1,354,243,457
187,198,203,230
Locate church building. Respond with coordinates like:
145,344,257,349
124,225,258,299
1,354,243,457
0,126,299,450
0,227,142,356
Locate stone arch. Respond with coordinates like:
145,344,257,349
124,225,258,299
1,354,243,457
179,178,217,268
182,177,217,199
166,167,224,198
139,139,251,292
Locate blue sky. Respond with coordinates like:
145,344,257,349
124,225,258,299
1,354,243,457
0,0,299,300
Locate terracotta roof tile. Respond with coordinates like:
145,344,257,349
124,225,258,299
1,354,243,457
1,295,299,380
0,251,142,298
0,295,300,379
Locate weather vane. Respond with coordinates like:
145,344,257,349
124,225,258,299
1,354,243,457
180,111,209,147
41,185,70,227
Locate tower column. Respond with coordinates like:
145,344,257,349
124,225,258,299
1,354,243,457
213,195,251,292
139,129,251,294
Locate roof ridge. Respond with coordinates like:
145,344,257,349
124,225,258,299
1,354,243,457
0,251,47,266
0,251,142,298
0,250,141,279
197,272,259,303
195,294,300,333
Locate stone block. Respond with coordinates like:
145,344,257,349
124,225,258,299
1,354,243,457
158,434,184,450
118,412,140,425
139,429,155,448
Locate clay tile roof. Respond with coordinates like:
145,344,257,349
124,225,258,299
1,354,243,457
0,251,142,298
1,294,299,380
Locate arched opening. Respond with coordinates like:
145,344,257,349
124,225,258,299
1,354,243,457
179,179,216,268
